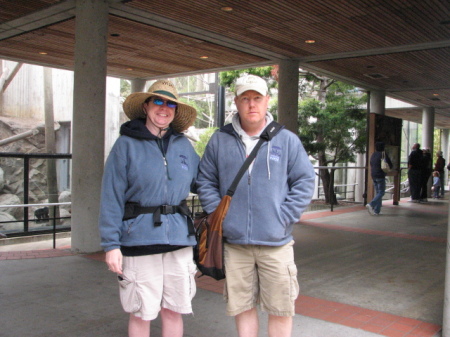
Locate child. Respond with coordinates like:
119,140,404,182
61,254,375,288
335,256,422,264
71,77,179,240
433,171,441,199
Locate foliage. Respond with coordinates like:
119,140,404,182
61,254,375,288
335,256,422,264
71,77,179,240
219,67,276,93
298,82,367,166
120,79,131,103
194,127,218,157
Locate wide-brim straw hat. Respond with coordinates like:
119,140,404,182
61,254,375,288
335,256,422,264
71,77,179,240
123,79,197,133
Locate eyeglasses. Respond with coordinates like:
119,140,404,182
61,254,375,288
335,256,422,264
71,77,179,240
151,98,178,108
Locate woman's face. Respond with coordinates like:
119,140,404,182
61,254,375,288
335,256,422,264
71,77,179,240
143,96,177,133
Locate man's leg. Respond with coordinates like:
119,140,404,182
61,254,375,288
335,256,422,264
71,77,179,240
235,307,259,337
128,314,150,337
161,308,183,337
268,315,293,337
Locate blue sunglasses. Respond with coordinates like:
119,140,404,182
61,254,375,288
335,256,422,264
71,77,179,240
151,98,178,108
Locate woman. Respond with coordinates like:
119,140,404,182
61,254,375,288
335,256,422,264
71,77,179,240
367,141,393,215
98,80,199,337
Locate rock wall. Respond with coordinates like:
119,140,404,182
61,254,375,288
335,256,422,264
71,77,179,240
0,116,71,232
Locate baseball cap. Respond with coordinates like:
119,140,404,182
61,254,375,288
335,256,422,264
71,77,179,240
235,74,268,96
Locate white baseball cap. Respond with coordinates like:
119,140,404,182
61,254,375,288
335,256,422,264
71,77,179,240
235,74,268,96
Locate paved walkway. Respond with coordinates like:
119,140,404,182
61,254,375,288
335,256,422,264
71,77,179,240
0,197,447,337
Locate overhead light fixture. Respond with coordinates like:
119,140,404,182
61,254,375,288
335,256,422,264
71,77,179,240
221,6,233,12
433,93,440,96
363,73,389,79
305,40,315,44
200,56,209,59
39,52,47,55
126,68,133,71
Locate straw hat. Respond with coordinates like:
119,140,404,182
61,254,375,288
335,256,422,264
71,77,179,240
123,79,197,132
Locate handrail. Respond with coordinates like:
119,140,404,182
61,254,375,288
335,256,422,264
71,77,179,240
0,202,71,208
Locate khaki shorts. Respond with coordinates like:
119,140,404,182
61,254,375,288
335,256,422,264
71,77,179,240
223,241,299,317
118,247,197,321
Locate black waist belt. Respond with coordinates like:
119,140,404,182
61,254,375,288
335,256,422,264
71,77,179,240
123,200,194,236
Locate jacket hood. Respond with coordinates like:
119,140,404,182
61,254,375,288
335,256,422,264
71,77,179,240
120,118,156,140
120,118,178,140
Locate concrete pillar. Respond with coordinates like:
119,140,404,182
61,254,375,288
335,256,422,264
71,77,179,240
366,91,386,202
444,207,450,337
131,79,146,93
442,129,449,162
355,153,365,202
422,107,434,150
71,0,109,253
369,90,386,115
443,131,450,337
277,59,299,134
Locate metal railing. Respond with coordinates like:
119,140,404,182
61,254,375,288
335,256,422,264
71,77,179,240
0,152,72,239
1,156,409,240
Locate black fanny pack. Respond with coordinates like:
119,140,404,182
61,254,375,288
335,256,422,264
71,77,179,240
123,200,194,236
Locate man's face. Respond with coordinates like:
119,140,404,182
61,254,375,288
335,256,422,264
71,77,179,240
234,90,270,131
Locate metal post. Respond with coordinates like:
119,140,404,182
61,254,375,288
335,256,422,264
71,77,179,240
23,157,29,232
52,206,56,249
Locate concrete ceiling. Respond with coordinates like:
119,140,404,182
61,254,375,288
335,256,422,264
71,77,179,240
1,0,449,128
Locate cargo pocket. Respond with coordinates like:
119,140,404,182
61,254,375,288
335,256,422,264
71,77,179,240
287,263,300,301
188,262,197,300
118,271,141,313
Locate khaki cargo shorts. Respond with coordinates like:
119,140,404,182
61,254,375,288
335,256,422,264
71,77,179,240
223,240,299,317
118,247,197,321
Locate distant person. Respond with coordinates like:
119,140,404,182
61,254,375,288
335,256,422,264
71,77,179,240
366,141,393,215
407,143,423,203
434,151,446,198
420,148,432,202
432,171,441,199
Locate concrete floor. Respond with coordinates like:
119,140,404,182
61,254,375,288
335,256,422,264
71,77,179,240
0,197,447,337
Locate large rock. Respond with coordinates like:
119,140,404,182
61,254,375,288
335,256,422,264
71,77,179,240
0,193,22,219
0,167,4,192
0,212,18,231
58,190,71,226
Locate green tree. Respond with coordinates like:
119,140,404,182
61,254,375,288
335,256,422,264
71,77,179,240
219,67,275,93
298,81,367,204
194,127,218,157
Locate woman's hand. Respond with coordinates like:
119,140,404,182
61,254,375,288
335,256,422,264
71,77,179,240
105,248,123,274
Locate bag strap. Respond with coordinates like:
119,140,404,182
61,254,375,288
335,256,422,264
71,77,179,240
226,121,283,197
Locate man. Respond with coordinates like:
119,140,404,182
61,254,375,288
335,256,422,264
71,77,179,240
434,150,446,198
366,141,393,215
407,143,423,202
196,74,315,337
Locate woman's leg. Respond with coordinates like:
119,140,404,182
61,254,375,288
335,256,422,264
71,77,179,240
128,314,150,337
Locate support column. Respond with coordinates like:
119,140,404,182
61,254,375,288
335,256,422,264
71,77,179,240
131,79,146,93
422,107,434,150
366,90,386,202
355,153,365,203
369,90,386,115
277,60,299,134
71,0,109,253
442,129,449,163
443,128,450,337
444,205,450,337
